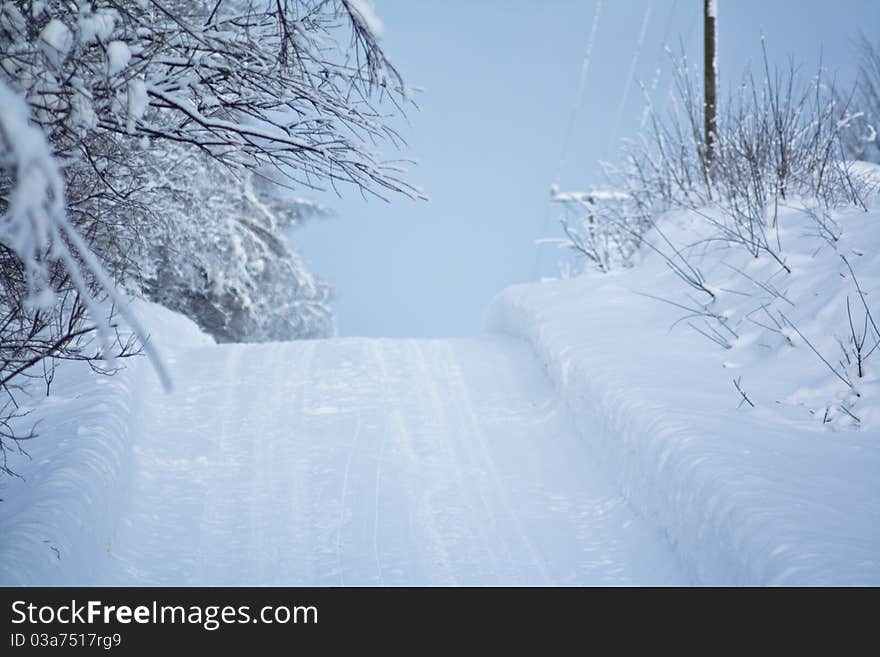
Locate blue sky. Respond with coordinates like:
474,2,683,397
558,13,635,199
294,0,879,338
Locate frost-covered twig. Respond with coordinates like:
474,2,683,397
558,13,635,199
779,311,854,391
0,79,170,390
733,376,755,408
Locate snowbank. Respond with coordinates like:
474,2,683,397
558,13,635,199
0,300,211,585
487,203,880,585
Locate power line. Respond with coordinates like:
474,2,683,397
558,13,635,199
640,0,680,130
643,4,699,128
533,1,604,281
606,2,653,157
552,0,604,186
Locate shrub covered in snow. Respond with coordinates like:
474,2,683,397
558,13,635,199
556,44,880,428
557,46,873,274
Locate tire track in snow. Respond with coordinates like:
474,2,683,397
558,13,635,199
409,341,494,583
284,341,318,584
252,345,274,584
260,340,297,584
336,413,363,587
368,341,390,586
372,419,388,586
234,343,275,584
442,341,554,585
193,344,245,584
387,341,457,585
431,343,520,582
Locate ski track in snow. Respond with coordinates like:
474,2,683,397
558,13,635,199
83,336,686,586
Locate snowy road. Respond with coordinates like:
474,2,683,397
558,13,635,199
102,337,685,585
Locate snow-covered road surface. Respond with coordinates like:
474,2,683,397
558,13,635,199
102,337,685,586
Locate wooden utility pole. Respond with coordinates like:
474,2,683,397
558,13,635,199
704,0,717,164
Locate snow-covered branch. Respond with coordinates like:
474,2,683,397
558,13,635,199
0,0,419,454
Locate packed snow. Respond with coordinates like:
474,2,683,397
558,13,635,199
0,303,683,586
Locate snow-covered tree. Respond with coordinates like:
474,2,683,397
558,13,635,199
0,0,417,463
129,143,334,342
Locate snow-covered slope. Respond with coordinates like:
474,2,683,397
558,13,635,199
0,300,212,585
487,200,880,585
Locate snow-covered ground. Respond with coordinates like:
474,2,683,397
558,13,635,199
488,194,880,585
0,301,212,585
2,194,879,586
0,305,683,586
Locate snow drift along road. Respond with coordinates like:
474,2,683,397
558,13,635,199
96,337,684,586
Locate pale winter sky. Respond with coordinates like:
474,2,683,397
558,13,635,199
293,0,880,338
